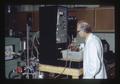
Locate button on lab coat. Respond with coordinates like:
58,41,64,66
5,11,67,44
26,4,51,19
83,33,107,79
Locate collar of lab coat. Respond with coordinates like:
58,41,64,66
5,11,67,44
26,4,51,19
85,33,93,44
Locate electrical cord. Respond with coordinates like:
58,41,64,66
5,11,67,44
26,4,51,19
32,31,40,59
66,60,72,78
54,35,71,79
53,50,69,79
32,32,38,57
8,70,15,79
34,33,39,59
35,31,40,45
8,69,22,79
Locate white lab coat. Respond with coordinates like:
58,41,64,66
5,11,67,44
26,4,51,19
83,33,107,79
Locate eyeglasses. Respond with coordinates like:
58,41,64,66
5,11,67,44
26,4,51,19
77,31,80,33
77,29,84,33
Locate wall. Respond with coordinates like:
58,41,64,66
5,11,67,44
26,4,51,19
94,33,115,53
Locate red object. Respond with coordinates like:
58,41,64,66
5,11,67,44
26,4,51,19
16,67,22,73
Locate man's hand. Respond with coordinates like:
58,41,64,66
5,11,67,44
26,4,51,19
68,43,79,51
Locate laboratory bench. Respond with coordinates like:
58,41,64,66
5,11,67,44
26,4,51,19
38,58,83,79
39,63,83,79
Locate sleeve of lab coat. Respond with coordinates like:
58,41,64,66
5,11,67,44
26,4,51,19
83,42,101,79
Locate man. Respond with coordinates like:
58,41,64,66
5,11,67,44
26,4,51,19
77,21,107,79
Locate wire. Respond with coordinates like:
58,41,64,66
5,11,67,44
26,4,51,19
54,35,71,79
34,32,39,59
8,70,14,79
31,35,36,58
32,31,40,59
66,60,72,78
35,31,40,45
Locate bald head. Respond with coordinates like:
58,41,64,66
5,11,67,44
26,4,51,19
77,21,92,33
77,21,92,38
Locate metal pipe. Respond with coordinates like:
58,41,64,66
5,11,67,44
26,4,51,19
26,24,30,79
